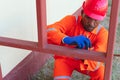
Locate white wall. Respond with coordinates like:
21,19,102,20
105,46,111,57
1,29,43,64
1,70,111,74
46,0,84,24
0,0,37,77
0,0,84,77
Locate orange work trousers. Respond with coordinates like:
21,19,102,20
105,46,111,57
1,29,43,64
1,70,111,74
54,58,104,80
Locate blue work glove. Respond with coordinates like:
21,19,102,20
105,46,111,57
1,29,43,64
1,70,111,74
63,35,91,49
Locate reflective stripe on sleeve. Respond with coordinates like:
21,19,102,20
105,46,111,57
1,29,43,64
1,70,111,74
54,76,71,80
96,24,102,34
47,28,57,32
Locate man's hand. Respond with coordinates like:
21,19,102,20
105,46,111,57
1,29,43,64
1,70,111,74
63,35,92,49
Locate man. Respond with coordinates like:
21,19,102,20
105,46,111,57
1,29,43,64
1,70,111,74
47,0,108,80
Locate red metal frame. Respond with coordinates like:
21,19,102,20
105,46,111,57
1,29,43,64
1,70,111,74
35,0,106,62
0,0,119,80
3,51,51,80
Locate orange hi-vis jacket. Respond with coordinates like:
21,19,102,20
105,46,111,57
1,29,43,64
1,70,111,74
47,15,108,71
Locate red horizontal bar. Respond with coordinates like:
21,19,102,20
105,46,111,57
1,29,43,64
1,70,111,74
0,37,38,51
0,36,106,62
41,44,106,62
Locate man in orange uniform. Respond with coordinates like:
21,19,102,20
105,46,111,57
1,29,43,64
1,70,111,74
47,0,108,80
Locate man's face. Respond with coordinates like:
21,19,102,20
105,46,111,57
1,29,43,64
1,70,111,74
81,12,100,32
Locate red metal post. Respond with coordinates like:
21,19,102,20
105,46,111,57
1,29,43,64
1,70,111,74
36,0,47,49
104,0,120,80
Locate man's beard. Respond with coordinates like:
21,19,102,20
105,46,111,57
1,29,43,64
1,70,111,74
83,25,95,32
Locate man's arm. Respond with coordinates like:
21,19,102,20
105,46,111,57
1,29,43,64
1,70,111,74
47,15,76,45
